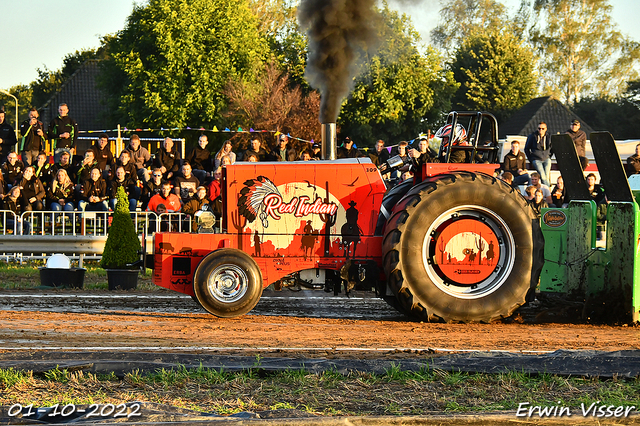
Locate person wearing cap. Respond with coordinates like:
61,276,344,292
566,119,588,170
47,103,78,163
337,137,361,159
0,106,17,166
269,133,296,161
182,185,211,231
311,142,321,160
19,108,46,167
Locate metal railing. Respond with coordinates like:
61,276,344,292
0,210,194,263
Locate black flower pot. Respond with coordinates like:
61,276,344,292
39,268,86,289
106,269,139,291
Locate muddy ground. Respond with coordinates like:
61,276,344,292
0,289,637,356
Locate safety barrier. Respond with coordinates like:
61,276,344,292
0,210,194,263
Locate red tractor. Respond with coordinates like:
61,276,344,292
153,112,543,322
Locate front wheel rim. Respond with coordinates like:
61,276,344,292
421,205,516,299
207,264,249,303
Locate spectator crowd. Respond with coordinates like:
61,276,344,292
0,103,635,237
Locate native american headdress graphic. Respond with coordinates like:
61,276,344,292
238,176,281,228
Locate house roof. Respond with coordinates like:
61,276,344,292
499,96,594,139
40,60,110,132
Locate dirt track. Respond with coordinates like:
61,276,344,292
0,292,638,355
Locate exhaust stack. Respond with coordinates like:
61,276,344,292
321,123,337,160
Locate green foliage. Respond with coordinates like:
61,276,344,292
530,0,640,103
430,0,510,52
450,28,536,123
571,96,640,139
100,187,141,269
338,5,458,145
100,0,268,128
0,84,32,127
339,51,457,145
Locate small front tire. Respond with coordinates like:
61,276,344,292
193,249,263,318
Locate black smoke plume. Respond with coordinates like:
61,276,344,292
298,0,380,123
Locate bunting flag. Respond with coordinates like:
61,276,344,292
77,126,316,144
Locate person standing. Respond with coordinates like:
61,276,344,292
48,103,78,163
19,108,46,166
524,121,553,186
0,106,17,165
566,119,588,169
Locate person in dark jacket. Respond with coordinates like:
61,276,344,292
18,166,46,211
269,134,297,162
51,151,75,185
1,152,24,187
369,139,389,167
91,133,116,177
185,134,212,182
154,137,181,180
243,136,268,162
108,166,138,211
19,108,46,166
0,106,17,165
33,152,54,187
140,168,165,211
626,143,640,177
524,121,553,187
47,103,78,163
4,186,29,234
79,168,108,212
550,176,565,208
337,137,362,159
566,119,588,170
182,186,211,231
502,140,531,186
47,168,75,212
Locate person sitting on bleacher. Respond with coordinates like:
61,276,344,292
550,176,565,208
502,140,531,187
140,168,165,211
530,172,552,204
79,167,109,212
51,151,75,185
47,168,75,212
626,143,640,177
91,133,116,178
108,166,138,212
18,166,46,211
34,152,53,187
1,152,24,188
73,149,98,186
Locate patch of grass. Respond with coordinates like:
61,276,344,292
0,260,156,290
0,366,638,417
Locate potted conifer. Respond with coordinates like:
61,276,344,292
101,186,142,290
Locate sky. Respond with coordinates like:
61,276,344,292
0,0,638,91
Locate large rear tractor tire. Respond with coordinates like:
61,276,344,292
193,248,263,318
382,172,542,323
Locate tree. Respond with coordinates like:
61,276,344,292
337,5,458,145
430,0,510,53
530,0,640,104
223,60,320,145
450,29,536,122
100,0,268,128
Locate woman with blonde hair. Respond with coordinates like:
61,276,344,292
214,140,236,169
47,168,75,212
